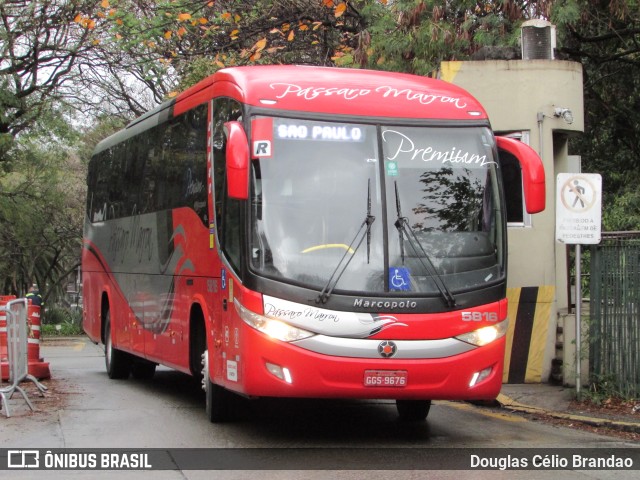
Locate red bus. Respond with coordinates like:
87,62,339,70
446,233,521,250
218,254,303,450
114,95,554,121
82,65,545,422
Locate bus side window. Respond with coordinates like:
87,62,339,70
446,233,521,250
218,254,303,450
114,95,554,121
184,105,208,224
212,98,244,274
499,150,524,224
123,135,143,216
142,127,160,215
108,143,127,220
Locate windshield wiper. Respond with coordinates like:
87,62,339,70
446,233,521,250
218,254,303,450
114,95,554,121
316,180,376,304
366,178,373,263
393,181,457,308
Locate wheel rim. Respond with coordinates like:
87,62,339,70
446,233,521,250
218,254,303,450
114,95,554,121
105,327,112,367
201,349,209,393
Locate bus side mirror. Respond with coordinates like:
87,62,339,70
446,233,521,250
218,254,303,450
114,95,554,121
496,136,546,214
224,121,249,200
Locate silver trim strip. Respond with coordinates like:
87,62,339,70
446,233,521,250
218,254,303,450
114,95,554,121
292,335,476,359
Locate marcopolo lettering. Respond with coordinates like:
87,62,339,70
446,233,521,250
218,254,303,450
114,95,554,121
353,298,417,310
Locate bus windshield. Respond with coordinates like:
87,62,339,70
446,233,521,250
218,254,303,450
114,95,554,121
249,116,504,297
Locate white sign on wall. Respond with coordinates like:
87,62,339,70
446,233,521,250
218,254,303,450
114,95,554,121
555,173,602,244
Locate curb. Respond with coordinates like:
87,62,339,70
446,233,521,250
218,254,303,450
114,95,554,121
497,393,640,434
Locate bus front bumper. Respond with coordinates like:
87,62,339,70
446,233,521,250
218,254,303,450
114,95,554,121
216,322,505,401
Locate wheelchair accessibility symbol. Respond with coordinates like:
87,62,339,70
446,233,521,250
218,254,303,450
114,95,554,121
389,267,411,291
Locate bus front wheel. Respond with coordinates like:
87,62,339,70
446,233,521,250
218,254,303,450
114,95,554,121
104,313,131,379
396,399,431,421
202,350,232,422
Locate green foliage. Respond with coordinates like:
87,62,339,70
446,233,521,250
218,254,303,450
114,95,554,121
582,373,637,404
41,323,83,336
602,186,640,231
176,57,222,92
78,0,365,92
553,0,640,230
75,116,126,164
0,0,99,139
0,0,638,312
549,0,581,30
0,133,14,169
43,306,80,325
357,0,542,75
0,106,84,301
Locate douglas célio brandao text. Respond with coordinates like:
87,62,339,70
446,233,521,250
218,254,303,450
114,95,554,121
470,453,634,470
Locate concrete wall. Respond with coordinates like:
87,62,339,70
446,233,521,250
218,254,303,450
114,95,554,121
440,60,584,383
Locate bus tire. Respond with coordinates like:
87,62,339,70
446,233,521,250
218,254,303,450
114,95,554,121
105,313,131,379
205,378,233,423
202,349,232,422
189,310,206,384
396,399,431,421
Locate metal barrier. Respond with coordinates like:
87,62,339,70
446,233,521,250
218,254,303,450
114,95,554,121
590,233,640,397
0,295,16,380
0,298,48,418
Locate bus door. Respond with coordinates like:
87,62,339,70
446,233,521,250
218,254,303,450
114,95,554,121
210,97,245,385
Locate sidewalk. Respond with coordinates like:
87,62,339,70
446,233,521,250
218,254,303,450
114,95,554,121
499,383,640,434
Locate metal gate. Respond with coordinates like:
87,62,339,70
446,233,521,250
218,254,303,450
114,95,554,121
589,232,640,397
0,298,47,417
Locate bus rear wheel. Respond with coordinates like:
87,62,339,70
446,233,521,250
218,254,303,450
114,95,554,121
396,399,431,421
202,350,232,422
104,313,131,379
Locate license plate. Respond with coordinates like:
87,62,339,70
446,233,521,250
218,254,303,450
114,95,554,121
363,370,408,388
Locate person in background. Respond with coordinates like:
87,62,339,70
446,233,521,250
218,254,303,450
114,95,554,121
26,284,43,307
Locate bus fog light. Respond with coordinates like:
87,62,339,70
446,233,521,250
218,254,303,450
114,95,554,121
469,367,492,387
266,362,293,384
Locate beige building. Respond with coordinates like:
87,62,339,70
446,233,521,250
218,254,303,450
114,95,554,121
440,58,585,384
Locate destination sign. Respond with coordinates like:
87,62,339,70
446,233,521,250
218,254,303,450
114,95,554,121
275,123,365,142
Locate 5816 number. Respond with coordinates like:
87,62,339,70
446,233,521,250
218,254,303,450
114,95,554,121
461,311,499,322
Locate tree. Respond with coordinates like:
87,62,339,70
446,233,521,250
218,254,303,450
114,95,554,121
0,1,104,161
0,106,84,302
355,1,640,230
2,1,638,306
1,1,370,134
66,0,367,92
354,0,552,75
552,1,640,230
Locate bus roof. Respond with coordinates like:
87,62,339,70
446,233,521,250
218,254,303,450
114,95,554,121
95,65,489,155
176,65,488,121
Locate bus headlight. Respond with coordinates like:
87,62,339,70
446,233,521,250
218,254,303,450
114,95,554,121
235,300,315,342
455,318,508,347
